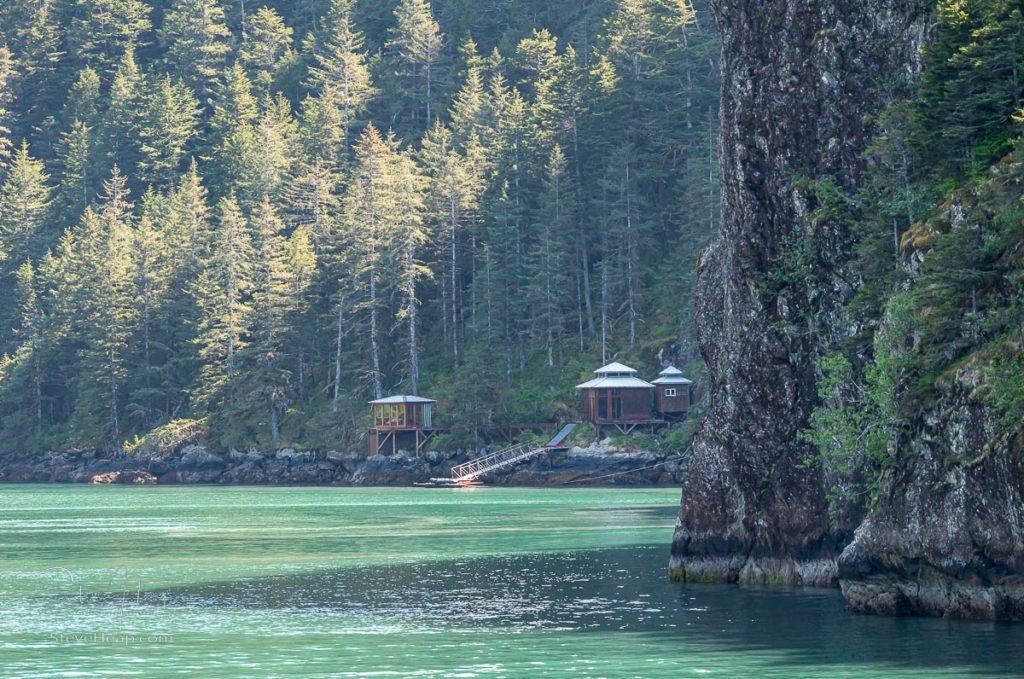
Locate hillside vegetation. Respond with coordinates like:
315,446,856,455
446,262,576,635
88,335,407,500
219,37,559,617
0,0,719,452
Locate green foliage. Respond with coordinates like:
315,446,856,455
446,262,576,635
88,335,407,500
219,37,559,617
660,422,696,455
0,0,720,453
760,229,817,295
989,350,1024,437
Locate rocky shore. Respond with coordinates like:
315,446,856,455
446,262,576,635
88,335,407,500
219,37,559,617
0,442,686,487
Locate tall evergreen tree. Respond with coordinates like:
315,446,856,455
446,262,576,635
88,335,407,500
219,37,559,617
70,169,138,447
137,75,201,188
160,0,232,99
239,6,295,92
0,46,14,170
305,0,376,148
68,0,152,77
0,142,51,266
387,0,445,130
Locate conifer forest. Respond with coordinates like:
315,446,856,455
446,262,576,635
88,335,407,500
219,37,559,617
0,0,720,451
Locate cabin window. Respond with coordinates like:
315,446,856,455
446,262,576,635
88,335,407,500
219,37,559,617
375,404,406,427
665,388,677,398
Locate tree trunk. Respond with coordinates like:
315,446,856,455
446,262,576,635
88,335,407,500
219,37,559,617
450,198,459,369
333,298,344,405
369,268,382,400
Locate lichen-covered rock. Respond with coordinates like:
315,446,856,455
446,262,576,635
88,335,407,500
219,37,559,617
839,359,1024,620
672,0,928,586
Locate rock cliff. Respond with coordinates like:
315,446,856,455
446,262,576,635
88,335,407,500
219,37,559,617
671,0,927,585
839,355,1024,620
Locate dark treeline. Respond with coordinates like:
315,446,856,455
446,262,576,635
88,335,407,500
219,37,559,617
0,0,719,452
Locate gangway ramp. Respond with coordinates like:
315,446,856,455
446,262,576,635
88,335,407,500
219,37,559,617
545,422,577,450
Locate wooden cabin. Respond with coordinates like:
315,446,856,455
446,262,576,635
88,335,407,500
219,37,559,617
367,395,442,456
652,366,693,421
576,363,657,436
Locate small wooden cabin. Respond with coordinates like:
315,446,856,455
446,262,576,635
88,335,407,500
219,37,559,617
368,395,440,456
652,366,693,421
576,363,656,435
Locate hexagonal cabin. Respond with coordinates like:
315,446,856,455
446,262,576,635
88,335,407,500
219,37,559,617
652,366,693,421
368,395,440,456
576,362,656,436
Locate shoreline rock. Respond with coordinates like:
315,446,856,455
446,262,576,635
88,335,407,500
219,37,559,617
0,442,686,488
836,360,1024,621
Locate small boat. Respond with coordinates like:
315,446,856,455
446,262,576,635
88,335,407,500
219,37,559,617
414,478,485,488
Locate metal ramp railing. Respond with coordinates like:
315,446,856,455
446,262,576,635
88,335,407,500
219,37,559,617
447,423,580,484
449,442,546,483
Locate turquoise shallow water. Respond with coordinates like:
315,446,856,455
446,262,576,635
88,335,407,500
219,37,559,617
1,485,1022,678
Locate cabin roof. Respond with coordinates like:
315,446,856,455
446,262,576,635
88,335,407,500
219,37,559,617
594,362,638,375
652,375,693,385
576,376,654,390
652,365,692,385
369,395,437,405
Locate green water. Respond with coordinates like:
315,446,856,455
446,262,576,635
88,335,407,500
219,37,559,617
1,486,1022,678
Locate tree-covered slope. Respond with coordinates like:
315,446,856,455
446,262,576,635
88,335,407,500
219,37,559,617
0,0,720,452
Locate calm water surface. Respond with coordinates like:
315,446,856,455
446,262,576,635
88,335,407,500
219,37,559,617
1,485,1022,678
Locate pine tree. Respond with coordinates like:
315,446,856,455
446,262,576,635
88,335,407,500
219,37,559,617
0,45,14,170
68,0,152,77
15,260,45,437
239,6,295,92
194,196,254,415
71,169,138,447
137,75,201,188
0,142,51,266
160,0,232,99
387,0,445,130
305,0,376,147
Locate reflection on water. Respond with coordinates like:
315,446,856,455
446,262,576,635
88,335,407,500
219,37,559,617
1,485,1022,678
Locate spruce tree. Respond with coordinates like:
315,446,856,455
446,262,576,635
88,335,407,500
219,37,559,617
0,45,14,170
68,0,152,77
55,121,95,225
305,0,376,148
70,169,138,448
100,46,145,181
194,196,254,416
387,0,445,131
160,0,232,99
239,7,295,92
245,197,294,446
137,75,201,188
15,260,45,437
0,141,52,266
